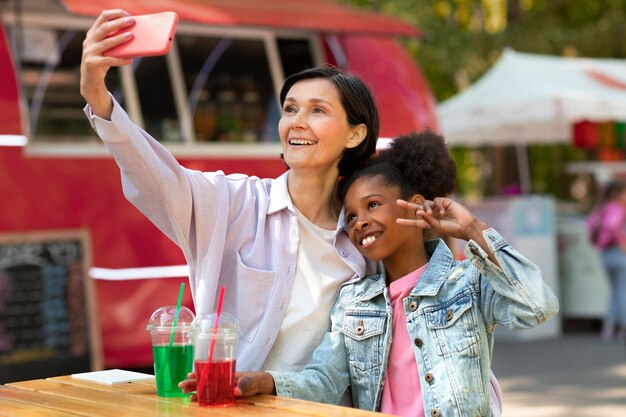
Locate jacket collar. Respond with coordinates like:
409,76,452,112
410,238,454,296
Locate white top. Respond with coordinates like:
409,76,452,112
262,209,353,371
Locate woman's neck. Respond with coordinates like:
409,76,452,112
288,169,342,230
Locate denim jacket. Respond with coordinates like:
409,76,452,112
270,229,559,417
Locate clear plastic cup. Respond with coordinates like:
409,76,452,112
192,313,240,407
146,305,195,397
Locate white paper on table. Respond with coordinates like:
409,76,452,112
71,369,155,385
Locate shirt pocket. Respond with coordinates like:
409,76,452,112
220,252,277,343
341,310,386,372
424,292,480,357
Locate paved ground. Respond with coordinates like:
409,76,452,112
492,332,626,416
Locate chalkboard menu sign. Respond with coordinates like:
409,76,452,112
0,230,101,383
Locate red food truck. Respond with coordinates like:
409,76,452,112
0,0,437,371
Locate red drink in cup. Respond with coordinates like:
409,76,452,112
195,359,237,406
191,311,240,407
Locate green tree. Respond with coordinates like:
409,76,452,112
343,0,626,202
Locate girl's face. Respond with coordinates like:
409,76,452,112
344,175,423,275
278,78,364,172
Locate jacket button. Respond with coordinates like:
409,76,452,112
355,325,364,335
409,301,417,311
414,338,423,347
425,373,434,383
430,409,441,417
445,309,453,321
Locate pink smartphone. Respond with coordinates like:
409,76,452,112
104,11,179,58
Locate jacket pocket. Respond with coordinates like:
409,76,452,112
424,292,480,356
341,310,386,372
220,252,276,342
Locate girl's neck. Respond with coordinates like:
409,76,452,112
384,244,429,284
288,169,342,230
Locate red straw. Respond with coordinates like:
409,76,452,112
208,286,226,362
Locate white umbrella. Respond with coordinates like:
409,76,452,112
437,49,626,191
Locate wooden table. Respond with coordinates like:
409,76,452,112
0,375,393,416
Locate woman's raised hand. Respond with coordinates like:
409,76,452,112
80,9,135,118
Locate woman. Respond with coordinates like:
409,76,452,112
587,179,626,343
80,10,503,413
81,9,378,373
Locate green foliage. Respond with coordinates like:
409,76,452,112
341,0,626,202
343,0,626,100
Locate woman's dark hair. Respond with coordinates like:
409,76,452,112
340,130,456,201
280,65,380,179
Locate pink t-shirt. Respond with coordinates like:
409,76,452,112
380,264,428,417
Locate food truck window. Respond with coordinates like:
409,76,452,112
15,28,123,143
133,56,180,142
277,38,316,78
177,35,279,143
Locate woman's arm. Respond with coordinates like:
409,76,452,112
80,9,135,119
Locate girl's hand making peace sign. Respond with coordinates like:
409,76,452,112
396,197,500,266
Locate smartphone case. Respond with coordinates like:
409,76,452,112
104,11,179,58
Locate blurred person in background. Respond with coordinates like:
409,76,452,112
587,179,626,343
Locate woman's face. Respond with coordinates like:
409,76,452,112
344,175,421,269
278,78,363,172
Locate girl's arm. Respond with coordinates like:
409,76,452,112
471,228,559,330
235,371,277,396
237,299,352,403
397,197,558,329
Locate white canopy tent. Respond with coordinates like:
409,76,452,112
437,49,626,191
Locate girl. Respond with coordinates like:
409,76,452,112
235,130,559,417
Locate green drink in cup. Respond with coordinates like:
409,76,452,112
147,305,195,397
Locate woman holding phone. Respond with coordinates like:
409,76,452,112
80,9,503,415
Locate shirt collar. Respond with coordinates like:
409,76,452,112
268,171,295,215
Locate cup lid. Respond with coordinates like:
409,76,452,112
192,312,240,337
146,305,195,332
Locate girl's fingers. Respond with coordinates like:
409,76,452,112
397,199,428,214
396,218,432,229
